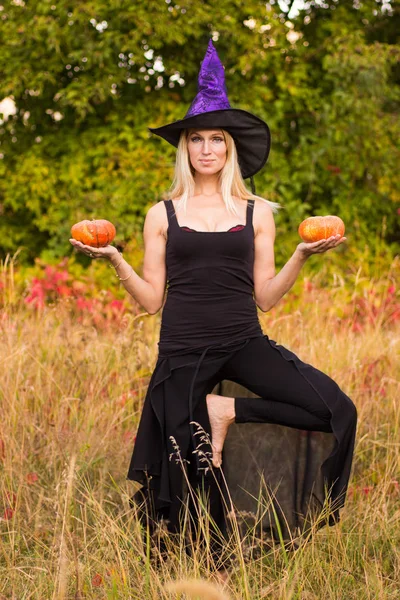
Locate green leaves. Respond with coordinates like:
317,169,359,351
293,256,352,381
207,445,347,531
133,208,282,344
0,0,398,272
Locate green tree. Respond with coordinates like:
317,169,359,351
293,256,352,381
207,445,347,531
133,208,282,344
0,0,398,270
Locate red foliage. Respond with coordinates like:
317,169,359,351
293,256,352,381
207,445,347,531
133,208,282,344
347,481,399,501
26,472,39,485
326,165,341,174
23,259,131,330
2,507,14,520
344,283,400,332
17,259,400,334
25,265,70,309
1,491,16,521
123,431,136,445
5,491,17,508
91,573,103,587
116,389,139,407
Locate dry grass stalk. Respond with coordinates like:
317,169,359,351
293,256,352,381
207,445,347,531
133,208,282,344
165,578,231,600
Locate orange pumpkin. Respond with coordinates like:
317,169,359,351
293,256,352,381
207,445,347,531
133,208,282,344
71,219,116,247
298,216,345,243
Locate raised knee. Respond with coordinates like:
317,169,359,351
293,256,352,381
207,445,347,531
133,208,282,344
336,384,357,425
346,399,358,425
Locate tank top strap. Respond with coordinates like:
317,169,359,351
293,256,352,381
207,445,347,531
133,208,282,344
164,199,179,231
246,199,255,228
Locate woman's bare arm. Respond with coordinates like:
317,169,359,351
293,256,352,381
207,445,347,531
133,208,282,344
113,203,167,314
253,200,346,312
70,203,167,315
252,201,277,312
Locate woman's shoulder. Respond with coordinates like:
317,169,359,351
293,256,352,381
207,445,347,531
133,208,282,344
234,195,269,208
234,195,273,214
252,197,276,236
147,199,169,219
252,196,274,211
145,201,171,235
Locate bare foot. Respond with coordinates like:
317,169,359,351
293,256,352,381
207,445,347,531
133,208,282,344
206,394,235,468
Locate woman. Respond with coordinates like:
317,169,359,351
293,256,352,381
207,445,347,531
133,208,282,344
70,41,357,565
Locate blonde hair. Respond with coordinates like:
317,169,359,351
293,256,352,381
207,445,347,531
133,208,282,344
167,128,280,216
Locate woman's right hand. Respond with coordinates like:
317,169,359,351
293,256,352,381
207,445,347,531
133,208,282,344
296,234,346,259
69,239,120,261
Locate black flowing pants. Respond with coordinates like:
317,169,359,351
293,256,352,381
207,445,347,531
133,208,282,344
129,335,357,550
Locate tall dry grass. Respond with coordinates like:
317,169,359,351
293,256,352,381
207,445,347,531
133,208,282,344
0,254,399,599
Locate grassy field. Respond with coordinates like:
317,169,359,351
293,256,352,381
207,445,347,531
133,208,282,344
0,256,399,599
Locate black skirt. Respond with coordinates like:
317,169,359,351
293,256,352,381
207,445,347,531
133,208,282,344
127,334,357,543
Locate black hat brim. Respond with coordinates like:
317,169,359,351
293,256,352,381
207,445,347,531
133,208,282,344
148,109,270,180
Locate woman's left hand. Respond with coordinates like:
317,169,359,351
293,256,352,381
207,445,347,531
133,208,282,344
296,234,347,259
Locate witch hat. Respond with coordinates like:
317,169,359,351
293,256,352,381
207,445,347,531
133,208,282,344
149,40,271,180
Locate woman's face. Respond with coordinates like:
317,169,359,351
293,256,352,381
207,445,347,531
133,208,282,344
187,129,227,175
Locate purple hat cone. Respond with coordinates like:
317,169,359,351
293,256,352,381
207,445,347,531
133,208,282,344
148,39,271,179
185,40,231,117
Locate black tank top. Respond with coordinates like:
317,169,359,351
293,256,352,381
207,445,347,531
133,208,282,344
158,198,264,357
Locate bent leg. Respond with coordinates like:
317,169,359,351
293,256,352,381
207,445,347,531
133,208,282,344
235,395,332,432
220,335,357,519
